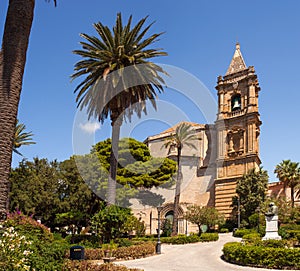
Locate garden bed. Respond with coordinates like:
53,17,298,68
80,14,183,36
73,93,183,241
223,242,300,270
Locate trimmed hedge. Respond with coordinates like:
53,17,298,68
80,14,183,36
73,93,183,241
112,243,155,260
233,228,258,238
159,233,219,244
62,261,142,271
160,234,200,244
76,243,155,261
200,233,219,242
223,242,300,269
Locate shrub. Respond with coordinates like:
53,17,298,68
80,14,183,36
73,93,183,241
113,243,155,260
62,261,143,271
84,248,105,260
1,212,69,271
199,233,219,242
233,228,256,238
81,243,155,261
259,239,287,248
65,234,102,248
5,211,53,242
222,219,236,232
242,233,261,244
161,234,200,244
223,242,300,269
116,238,134,247
219,228,229,233
159,233,218,244
28,238,69,271
0,226,33,271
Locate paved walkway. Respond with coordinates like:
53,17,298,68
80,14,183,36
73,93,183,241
117,233,282,271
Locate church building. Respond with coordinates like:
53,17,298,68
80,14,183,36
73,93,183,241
134,43,262,234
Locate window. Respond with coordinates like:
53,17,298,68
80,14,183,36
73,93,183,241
231,94,241,111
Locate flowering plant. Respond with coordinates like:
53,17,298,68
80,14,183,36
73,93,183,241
0,225,34,271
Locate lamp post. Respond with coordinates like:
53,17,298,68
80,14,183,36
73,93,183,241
156,206,163,254
256,206,260,233
237,197,241,228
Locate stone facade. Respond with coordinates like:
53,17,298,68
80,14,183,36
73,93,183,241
133,43,262,234
214,43,262,217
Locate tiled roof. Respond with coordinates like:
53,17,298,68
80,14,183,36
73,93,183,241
159,121,204,135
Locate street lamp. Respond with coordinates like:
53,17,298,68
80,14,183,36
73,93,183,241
237,197,241,228
256,206,260,233
156,206,163,254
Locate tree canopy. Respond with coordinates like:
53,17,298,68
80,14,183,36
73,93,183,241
233,167,269,226
185,205,224,235
91,138,176,189
9,138,176,230
274,159,300,208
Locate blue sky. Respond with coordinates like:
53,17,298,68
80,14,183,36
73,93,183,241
1,1,300,181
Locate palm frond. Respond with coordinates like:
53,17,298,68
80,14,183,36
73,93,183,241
72,13,167,124
13,120,36,156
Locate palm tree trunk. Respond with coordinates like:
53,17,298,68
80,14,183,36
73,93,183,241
291,184,295,208
107,117,121,205
172,147,182,236
283,181,287,198
0,0,34,219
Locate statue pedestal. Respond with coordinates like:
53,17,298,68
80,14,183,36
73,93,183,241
262,215,281,240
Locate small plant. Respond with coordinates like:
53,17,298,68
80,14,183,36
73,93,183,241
102,241,118,257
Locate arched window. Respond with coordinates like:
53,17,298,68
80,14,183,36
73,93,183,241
165,210,174,222
231,94,241,111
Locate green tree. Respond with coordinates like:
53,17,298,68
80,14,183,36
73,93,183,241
162,122,199,236
233,167,268,226
9,157,103,231
13,119,35,156
275,159,293,196
57,157,103,231
184,205,224,235
71,13,167,205
9,158,61,226
91,204,138,242
92,138,176,189
274,159,300,208
78,138,176,207
0,0,56,219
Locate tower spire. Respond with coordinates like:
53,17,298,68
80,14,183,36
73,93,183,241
225,42,247,75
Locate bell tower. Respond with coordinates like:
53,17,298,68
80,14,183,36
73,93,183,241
214,43,262,217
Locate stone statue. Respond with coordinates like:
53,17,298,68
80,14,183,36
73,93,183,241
263,202,281,240
265,202,278,216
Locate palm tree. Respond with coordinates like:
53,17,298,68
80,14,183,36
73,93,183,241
0,0,56,219
162,122,199,236
13,120,36,156
285,161,300,208
275,160,300,208
274,159,292,196
71,13,167,205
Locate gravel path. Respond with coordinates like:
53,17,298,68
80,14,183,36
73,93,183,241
116,233,282,271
